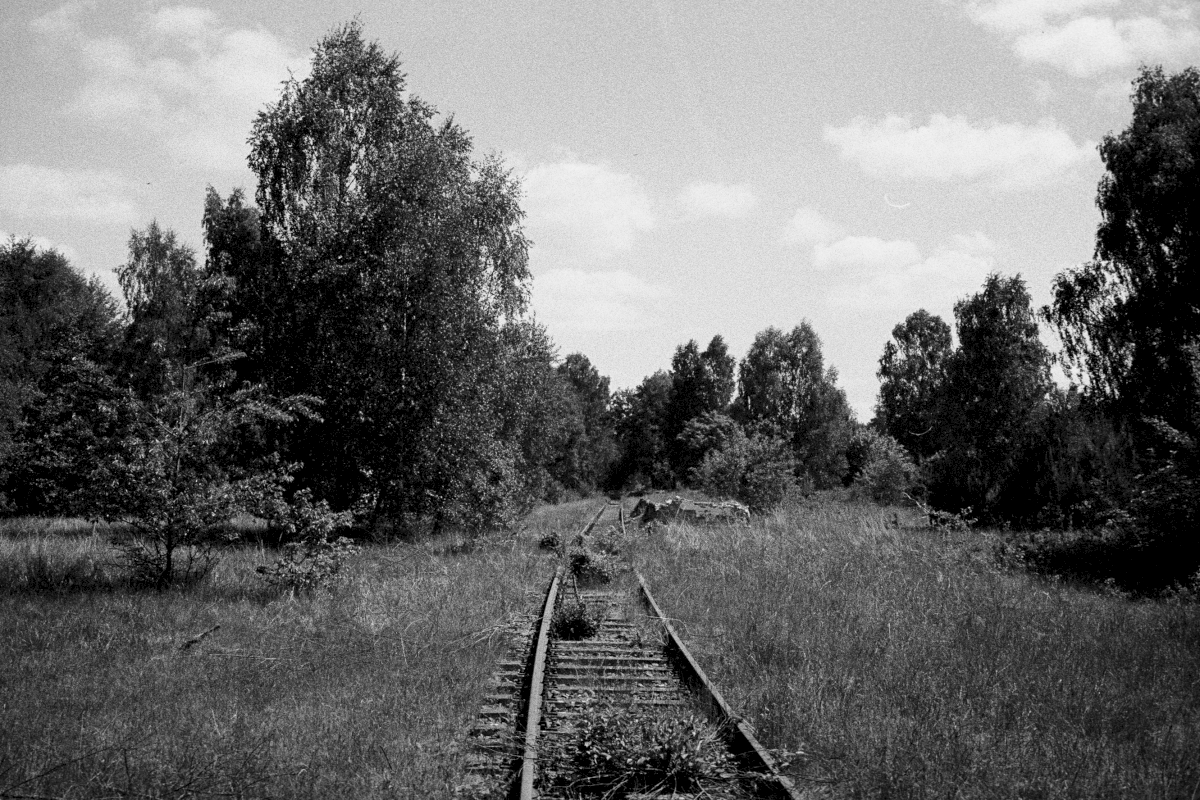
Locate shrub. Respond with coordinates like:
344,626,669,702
538,530,561,551
568,547,614,585
256,490,358,592
91,369,323,589
847,429,917,504
690,430,796,512
590,526,624,556
572,705,735,794
550,598,599,640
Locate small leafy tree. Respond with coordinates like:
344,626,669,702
256,489,358,592
96,361,322,588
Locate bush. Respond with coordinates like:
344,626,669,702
550,598,599,640
847,429,917,505
538,530,561,551
572,704,735,794
1017,423,1200,594
690,430,796,512
256,490,357,592
568,547,614,585
590,526,624,556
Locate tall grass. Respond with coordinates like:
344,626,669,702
631,497,1200,799
0,532,120,592
0,501,604,799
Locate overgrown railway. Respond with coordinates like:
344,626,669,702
462,501,800,799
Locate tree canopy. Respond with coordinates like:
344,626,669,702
931,274,1052,518
245,21,532,525
875,309,952,461
735,323,853,488
1047,66,1200,433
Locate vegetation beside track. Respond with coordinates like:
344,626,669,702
0,502,598,799
4,496,1198,799
632,494,1200,799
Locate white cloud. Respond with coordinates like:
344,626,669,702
950,231,995,253
1013,15,1200,77
964,0,1200,77
676,182,757,218
824,114,1095,189
966,0,1116,32
531,268,665,332
781,207,843,246
522,160,655,258
813,236,922,273
0,164,138,224
827,243,995,311
1013,16,1129,76
784,211,998,313
32,4,306,173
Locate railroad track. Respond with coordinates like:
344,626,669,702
462,502,800,799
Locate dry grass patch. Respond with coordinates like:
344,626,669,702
632,497,1200,799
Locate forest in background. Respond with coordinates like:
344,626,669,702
1,23,1198,594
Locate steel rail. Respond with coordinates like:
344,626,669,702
517,567,560,800
635,569,804,800
514,502,798,798
517,502,607,799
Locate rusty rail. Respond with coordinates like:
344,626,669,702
500,501,799,798
517,567,560,799
635,569,803,800
517,502,607,799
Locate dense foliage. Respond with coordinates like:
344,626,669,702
1047,66,1200,433
2,28,1197,592
869,66,1200,591
734,323,854,489
0,239,124,515
875,310,951,461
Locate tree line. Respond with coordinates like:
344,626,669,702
1,23,1197,592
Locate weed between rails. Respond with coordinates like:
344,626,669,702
631,495,1200,799
569,703,736,795
550,597,600,640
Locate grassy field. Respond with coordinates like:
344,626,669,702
630,496,1200,799
0,502,595,799
3,497,1198,799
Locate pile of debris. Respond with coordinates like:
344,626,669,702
629,495,750,527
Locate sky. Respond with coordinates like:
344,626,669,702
3,0,1199,419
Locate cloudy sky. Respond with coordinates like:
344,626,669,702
3,0,1198,418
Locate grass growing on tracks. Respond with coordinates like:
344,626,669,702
631,495,1200,799
0,507,583,799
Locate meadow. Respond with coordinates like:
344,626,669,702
0,504,587,799
631,498,1200,799
1,497,1197,799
